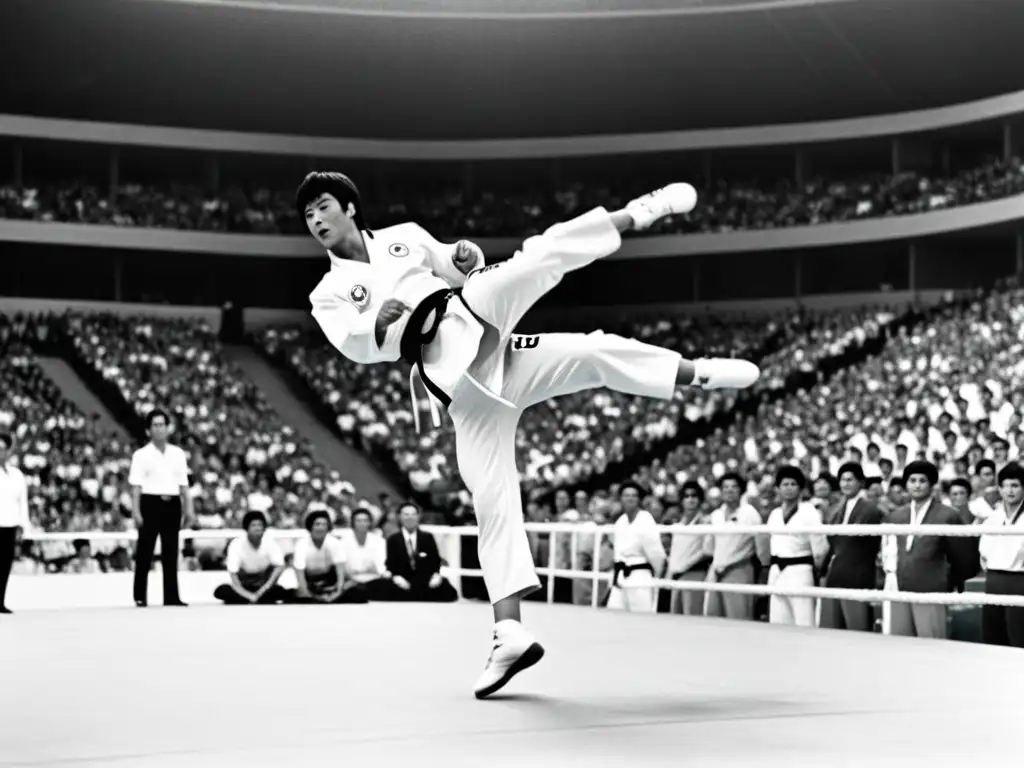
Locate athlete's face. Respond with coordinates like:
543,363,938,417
310,517,330,542
948,485,969,509
1000,478,1023,508
778,478,801,503
304,193,357,250
905,474,932,503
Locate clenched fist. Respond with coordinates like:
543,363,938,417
375,299,410,346
452,240,483,275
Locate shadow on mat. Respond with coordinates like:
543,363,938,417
480,694,810,723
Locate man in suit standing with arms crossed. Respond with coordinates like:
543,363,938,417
820,462,883,631
886,461,979,639
129,409,193,607
386,502,458,602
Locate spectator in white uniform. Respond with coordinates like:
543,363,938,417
979,463,1024,647
667,481,712,616
214,511,290,604
292,510,368,604
766,467,828,627
340,507,396,601
606,482,665,613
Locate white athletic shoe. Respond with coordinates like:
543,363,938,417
692,358,760,390
626,182,698,230
473,620,545,700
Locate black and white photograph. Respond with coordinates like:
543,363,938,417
1,0,1023,765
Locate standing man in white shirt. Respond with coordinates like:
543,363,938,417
292,510,368,604
979,463,1024,647
215,511,290,604
606,482,666,613
0,432,30,614
704,473,769,621
128,409,193,608
668,481,713,616
766,467,828,627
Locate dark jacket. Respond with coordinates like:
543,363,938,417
822,497,883,590
386,528,442,586
889,501,980,593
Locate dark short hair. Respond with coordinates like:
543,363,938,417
774,466,807,490
997,462,1024,486
680,481,705,503
976,459,997,475
864,476,883,489
718,472,745,490
398,501,420,515
147,409,171,429
242,511,268,531
837,463,866,484
619,481,646,497
814,473,839,493
949,478,972,495
295,171,369,234
304,509,331,532
351,507,374,524
903,460,939,486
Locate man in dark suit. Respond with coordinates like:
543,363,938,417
385,502,458,602
887,461,979,639
820,462,883,632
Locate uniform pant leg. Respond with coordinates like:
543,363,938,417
628,571,657,613
672,569,707,616
840,599,874,632
214,584,248,604
449,378,540,605
461,208,623,339
819,598,845,629
889,602,914,636
911,604,948,639
721,565,756,620
606,586,626,611
704,585,725,617
158,506,182,603
768,565,793,625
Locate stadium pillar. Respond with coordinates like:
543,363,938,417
701,153,713,190
1004,121,1015,163
113,253,123,303
692,258,701,303
108,148,119,203
205,155,220,194
12,141,22,187
794,254,802,299
890,137,901,174
464,162,475,198
794,149,806,187
1016,228,1023,280
908,241,917,294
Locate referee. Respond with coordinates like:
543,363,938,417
129,409,193,607
0,432,30,614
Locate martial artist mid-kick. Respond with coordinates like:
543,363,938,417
297,171,760,698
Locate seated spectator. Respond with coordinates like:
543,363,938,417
214,511,290,605
291,511,368,604
385,502,457,603
66,540,102,574
340,507,395,600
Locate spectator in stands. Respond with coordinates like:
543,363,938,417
384,502,457,603
887,461,979,639
292,511,369,604
947,478,980,525
704,473,768,621
0,431,31,613
342,507,395,600
820,463,883,632
214,511,290,605
979,463,1024,647
766,467,828,627
667,481,712,616
67,539,101,574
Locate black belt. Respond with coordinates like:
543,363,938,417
771,554,818,585
613,561,654,588
400,288,457,408
142,494,178,503
399,287,487,409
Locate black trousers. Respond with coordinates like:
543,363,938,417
983,571,1024,648
392,575,459,603
0,526,16,609
133,496,182,604
214,583,293,605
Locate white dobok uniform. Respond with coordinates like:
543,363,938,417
606,509,666,613
311,211,681,604
766,502,828,627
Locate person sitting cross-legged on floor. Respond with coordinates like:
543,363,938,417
385,502,458,603
214,511,291,605
291,510,369,604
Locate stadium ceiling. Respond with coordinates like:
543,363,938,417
4,0,1024,141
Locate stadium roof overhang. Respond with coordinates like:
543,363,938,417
5,0,1024,140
